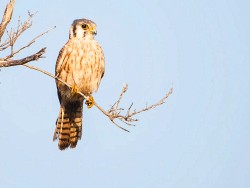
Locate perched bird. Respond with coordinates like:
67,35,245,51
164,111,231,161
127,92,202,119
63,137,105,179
53,19,105,150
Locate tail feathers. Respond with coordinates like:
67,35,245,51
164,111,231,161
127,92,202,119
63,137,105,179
53,103,83,150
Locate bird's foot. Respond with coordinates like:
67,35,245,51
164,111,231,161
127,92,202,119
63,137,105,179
71,85,79,96
85,95,95,109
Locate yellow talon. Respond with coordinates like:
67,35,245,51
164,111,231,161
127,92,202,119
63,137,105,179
85,95,95,109
71,85,78,96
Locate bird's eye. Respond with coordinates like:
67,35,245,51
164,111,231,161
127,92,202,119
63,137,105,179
82,24,88,29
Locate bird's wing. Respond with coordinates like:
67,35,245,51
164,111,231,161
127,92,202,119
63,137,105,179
55,42,71,76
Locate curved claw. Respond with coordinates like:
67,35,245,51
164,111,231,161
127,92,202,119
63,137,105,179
71,85,78,96
85,95,95,109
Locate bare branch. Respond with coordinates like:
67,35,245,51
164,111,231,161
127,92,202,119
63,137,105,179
0,47,46,67
21,64,173,132
0,0,15,41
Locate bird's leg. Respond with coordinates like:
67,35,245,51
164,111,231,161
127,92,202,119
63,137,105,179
71,85,79,96
85,95,95,109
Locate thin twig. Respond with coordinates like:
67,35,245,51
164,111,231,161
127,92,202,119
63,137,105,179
130,88,173,116
115,84,128,111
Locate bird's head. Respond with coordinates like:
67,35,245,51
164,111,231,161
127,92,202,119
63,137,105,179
70,18,97,39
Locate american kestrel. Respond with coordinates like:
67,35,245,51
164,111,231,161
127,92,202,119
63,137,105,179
53,19,105,150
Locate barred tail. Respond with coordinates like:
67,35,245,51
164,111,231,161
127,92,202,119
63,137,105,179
53,102,83,150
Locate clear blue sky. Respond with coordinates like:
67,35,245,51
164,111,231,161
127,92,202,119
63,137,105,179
0,0,249,187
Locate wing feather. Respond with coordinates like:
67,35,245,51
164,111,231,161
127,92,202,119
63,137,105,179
55,42,72,76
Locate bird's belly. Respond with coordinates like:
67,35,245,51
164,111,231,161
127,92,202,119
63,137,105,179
72,61,101,95
76,74,100,95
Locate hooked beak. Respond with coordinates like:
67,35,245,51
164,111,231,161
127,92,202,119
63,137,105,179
91,29,97,35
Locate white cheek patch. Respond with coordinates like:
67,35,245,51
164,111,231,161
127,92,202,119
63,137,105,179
75,25,85,38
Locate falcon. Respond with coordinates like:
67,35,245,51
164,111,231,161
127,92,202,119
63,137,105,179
53,19,105,150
